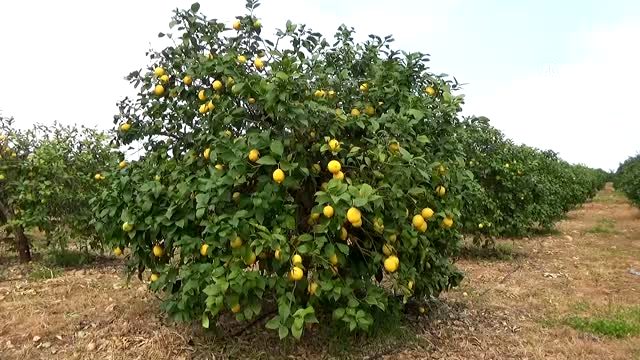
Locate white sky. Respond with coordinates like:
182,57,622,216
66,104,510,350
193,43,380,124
1,0,638,171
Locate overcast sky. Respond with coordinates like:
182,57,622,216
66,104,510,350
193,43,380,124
1,0,638,171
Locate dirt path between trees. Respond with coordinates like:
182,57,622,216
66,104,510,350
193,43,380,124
1,184,639,359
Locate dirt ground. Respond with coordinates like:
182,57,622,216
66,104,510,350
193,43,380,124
1,184,639,359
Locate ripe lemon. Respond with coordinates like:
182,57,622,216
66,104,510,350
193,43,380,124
248,97,256,104
232,192,241,202
425,86,436,96
308,282,318,295
364,105,375,116
203,148,211,160
408,280,414,290
94,173,102,180
478,223,484,229
154,84,165,96
118,160,127,169
200,244,209,256
360,83,369,92
418,222,427,233
230,236,243,249
231,304,241,313
237,55,247,64
384,255,399,273
328,139,340,151
382,243,393,256
113,247,122,256
153,67,165,77
198,90,206,101
290,266,304,281
253,20,262,28
435,185,446,197
412,214,425,228
292,254,302,266
388,142,400,153
183,75,192,86
248,149,260,162
421,207,434,219
120,123,131,132
347,207,361,224
340,227,348,241
327,160,341,174
274,249,281,260
254,58,265,70
329,254,339,266
323,205,334,218
442,216,454,229
350,108,361,117
327,90,336,98
333,171,344,180
152,245,164,257
198,104,207,114
352,219,363,228
212,80,223,91
273,168,285,184
232,20,241,30
150,273,160,282
224,130,233,137
159,74,169,83
207,101,215,111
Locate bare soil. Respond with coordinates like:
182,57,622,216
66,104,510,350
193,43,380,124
1,184,639,359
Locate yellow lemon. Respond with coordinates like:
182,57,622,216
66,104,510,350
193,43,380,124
207,101,215,111
421,207,434,219
203,148,211,160
384,255,399,273
359,83,369,92
152,245,164,257
232,20,241,30
273,168,285,184
245,252,257,266
230,236,243,249
113,247,122,256
352,219,363,228
200,244,209,256
350,108,360,117
328,139,340,151
333,171,344,180
153,67,165,77
150,273,160,282
248,149,260,162
254,58,265,70
442,217,454,229
327,160,341,174
231,304,241,313
388,234,397,243
159,74,169,83
408,280,414,290
94,173,102,180
292,254,302,266
388,142,400,153
308,282,318,295
198,90,206,101
199,104,207,114
327,90,336,98
212,80,223,91
290,266,304,281
329,254,339,266
340,227,348,241
412,214,426,229
120,123,131,132
154,84,165,96
425,86,436,96
478,223,484,229
118,160,127,169
122,222,133,232
248,97,256,104
364,105,375,116
237,55,247,64
435,185,446,197
323,205,334,218
347,207,361,224
274,249,281,260
183,75,192,86
418,221,427,233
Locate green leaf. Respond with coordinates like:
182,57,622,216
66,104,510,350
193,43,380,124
278,325,289,339
201,313,210,328
291,322,303,339
333,308,345,319
270,140,284,157
265,316,280,330
256,156,277,165
417,135,430,144
190,2,200,12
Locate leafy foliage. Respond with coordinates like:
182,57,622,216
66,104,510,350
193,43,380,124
92,0,469,338
615,154,640,206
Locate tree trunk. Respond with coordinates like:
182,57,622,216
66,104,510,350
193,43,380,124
0,199,31,263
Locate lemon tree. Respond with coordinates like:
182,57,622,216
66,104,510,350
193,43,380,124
0,116,114,262
460,116,607,243
92,1,471,338
616,154,640,206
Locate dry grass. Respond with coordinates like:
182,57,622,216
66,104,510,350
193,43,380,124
1,184,640,359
